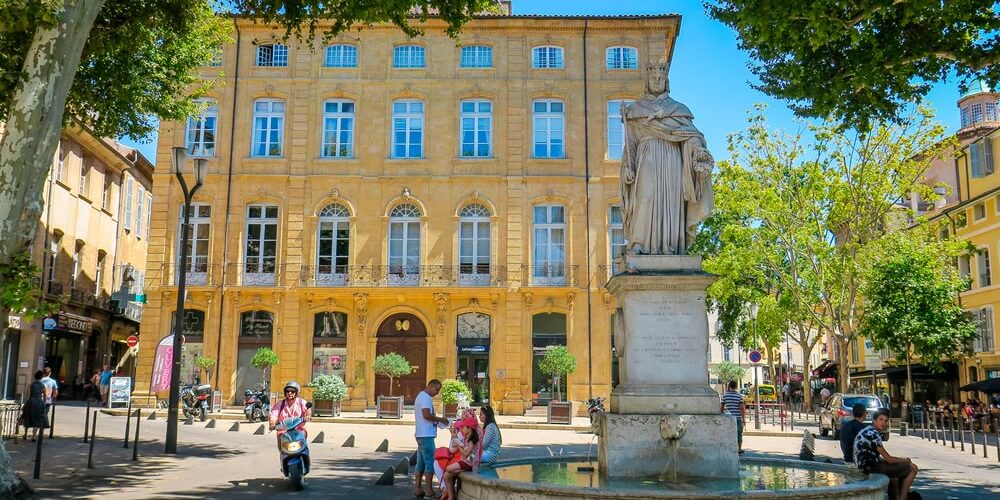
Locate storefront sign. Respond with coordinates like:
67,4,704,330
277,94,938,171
865,357,883,371
240,310,273,337
7,315,21,329
150,335,176,392
109,376,131,407
42,313,94,335
458,345,489,354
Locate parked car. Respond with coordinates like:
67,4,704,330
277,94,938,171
818,393,889,441
745,384,778,406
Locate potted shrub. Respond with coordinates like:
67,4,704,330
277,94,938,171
539,346,577,424
307,374,347,417
251,347,279,391
194,356,217,411
372,353,411,419
440,379,472,418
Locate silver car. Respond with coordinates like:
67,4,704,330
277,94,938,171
818,393,889,441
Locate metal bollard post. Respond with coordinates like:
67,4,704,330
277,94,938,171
82,400,91,443
959,414,965,451
950,416,956,448
87,411,97,469
971,418,976,455
984,420,989,459
994,416,1000,462
123,405,132,448
48,403,55,439
132,409,141,461
33,424,43,479
932,412,939,444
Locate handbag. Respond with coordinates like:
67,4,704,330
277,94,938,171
433,446,452,460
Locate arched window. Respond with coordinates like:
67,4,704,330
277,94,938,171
240,310,274,337
460,45,493,68
316,203,351,285
325,44,358,68
606,46,638,70
532,46,564,69
393,45,426,68
459,204,492,285
388,203,421,285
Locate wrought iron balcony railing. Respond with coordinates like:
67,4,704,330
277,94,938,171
160,262,221,287
298,265,506,288
520,264,579,287
226,262,283,287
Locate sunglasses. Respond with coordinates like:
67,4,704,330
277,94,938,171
285,390,298,394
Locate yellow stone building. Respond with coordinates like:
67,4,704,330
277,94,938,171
135,12,683,414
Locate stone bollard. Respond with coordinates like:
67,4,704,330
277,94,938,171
341,434,355,447
373,467,395,485
229,422,240,432
375,438,389,452
409,450,417,465
311,431,325,444
253,424,266,435
396,458,409,475
205,419,216,429
899,422,907,437
184,414,194,426
147,411,157,421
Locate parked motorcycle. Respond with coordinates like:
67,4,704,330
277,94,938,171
274,402,312,490
181,384,212,422
244,388,271,422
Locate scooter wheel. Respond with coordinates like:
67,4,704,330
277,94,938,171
289,462,304,490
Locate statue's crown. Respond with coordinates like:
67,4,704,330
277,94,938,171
646,57,669,72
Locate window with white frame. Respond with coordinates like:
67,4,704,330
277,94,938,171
71,241,83,290
460,45,492,68
208,47,223,67
460,100,492,158
532,204,566,284
393,45,425,68
973,308,996,353
987,101,998,122
179,204,211,284
123,176,134,231
136,186,145,237
606,46,638,69
321,100,355,158
325,44,358,68
533,99,565,158
244,204,278,285
56,144,65,181
978,247,992,287
186,99,218,156
47,233,61,289
102,175,112,210
95,251,106,297
972,103,984,124
316,203,350,284
975,202,987,220
958,254,972,288
962,106,972,127
532,46,564,69
609,205,625,262
459,203,491,284
80,162,91,198
145,192,152,240
255,43,288,67
970,139,995,178
388,203,421,285
252,99,284,157
392,100,424,158
607,99,634,160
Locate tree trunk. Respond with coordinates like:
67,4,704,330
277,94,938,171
904,344,913,403
801,355,812,410
836,337,851,392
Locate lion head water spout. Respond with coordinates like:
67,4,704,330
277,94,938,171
659,415,687,481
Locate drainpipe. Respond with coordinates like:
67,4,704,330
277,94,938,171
581,19,594,398
214,18,241,394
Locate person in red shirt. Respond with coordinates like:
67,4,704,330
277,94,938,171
269,381,311,435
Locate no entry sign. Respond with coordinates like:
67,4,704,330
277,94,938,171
126,335,139,348
748,350,763,364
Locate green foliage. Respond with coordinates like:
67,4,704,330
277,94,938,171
712,361,748,385
708,1,1000,130
372,353,412,397
439,378,472,405
231,0,502,42
307,373,348,401
0,252,57,321
251,347,279,370
194,356,216,370
0,0,233,140
860,228,978,373
539,346,576,401
702,105,953,391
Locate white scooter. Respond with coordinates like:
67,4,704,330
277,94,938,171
273,402,312,490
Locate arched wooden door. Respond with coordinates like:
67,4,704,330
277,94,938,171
375,313,427,404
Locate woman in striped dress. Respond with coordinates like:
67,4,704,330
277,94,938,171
477,405,502,469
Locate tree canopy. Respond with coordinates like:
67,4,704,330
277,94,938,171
708,1,1000,129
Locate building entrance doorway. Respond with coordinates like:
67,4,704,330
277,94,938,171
375,313,427,404
457,354,489,404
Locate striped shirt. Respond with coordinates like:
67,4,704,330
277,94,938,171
721,390,744,417
480,422,502,465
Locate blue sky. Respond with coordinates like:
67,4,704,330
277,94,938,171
120,0,963,164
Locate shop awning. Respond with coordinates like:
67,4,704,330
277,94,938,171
812,360,838,379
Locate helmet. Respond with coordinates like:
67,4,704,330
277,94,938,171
283,381,301,394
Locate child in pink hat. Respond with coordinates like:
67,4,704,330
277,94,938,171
441,415,481,500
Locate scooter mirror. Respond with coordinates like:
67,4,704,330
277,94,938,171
305,402,313,409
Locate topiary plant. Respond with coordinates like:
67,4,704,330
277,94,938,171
372,353,412,397
194,356,216,387
251,347,279,389
307,374,348,401
440,378,472,405
538,346,577,401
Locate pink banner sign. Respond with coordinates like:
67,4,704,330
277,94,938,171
150,335,175,392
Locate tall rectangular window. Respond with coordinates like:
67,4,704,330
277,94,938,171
606,46,638,69
459,204,492,285
609,205,625,261
317,203,351,282
532,46,564,69
252,99,284,157
244,204,278,285
256,44,288,67
136,186,145,237
607,99,634,160
460,45,493,68
80,162,91,198
973,308,995,353
179,204,211,285
460,100,492,158
95,253,105,297
533,99,565,158
978,247,992,287
56,144,65,181
102,174,112,210
532,204,566,284
392,100,424,159
324,45,358,67
321,100,355,158
71,243,82,290
145,192,153,240
186,99,218,156
123,176,134,231
970,139,995,178
972,103,984,124
47,234,61,290
388,203,422,285
393,45,425,68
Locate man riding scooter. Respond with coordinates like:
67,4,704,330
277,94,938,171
269,381,313,489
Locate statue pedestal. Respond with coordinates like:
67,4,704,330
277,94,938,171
601,255,739,478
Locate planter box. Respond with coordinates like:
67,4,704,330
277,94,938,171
443,402,459,419
377,395,404,419
313,399,342,417
547,401,573,424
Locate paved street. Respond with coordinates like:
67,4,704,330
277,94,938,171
4,403,999,499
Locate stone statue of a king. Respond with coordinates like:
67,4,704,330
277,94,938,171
620,60,714,256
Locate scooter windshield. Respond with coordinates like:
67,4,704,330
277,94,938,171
276,417,303,431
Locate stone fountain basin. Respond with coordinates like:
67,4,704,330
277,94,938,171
459,456,888,500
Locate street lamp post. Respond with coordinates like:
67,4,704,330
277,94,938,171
750,303,761,430
164,147,206,454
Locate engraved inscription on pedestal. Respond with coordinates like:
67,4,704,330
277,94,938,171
620,289,709,387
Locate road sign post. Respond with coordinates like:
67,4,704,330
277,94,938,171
749,350,762,430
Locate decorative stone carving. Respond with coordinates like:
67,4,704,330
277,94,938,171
620,60,713,256
402,187,411,199
566,292,576,310
521,290,533,306
468,297,480,312
353,293,368,336
433,293,450,335
659,414,687,441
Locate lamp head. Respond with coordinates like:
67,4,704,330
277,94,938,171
171,147,188,176
194,158,208,186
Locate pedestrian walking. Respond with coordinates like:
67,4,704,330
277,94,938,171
21,371,49,441
99,364,113,404
413,379,448,499
720,380,745,453
40,367,58,410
